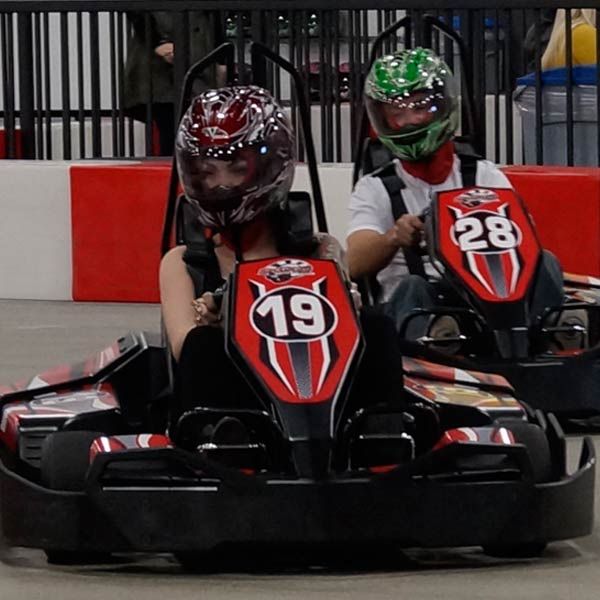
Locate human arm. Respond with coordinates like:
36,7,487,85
127,12,175,63
127,11,171,47
159,246,220,361
151,12,175,63
347,216,423,279
346,175,424,280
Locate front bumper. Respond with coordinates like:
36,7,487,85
0,437,595,554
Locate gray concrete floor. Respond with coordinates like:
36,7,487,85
0,299,599,599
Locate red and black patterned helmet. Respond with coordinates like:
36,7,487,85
175,86,295,228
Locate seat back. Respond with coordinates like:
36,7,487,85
175,191,315,250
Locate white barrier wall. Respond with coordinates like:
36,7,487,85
292,164,353,245
0,159,581,302
0,161,356,301
0,161,72,300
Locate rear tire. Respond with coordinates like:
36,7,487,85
41,430,104,491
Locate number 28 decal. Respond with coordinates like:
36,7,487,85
451,211,522,253
250,287,337,342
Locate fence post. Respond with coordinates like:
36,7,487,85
173,10,190,116
250,10,267,87
17,12,35,158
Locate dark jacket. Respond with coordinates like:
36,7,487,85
124,11,219,112
523,9,557,72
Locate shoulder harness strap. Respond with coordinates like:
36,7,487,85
454,141,482,188
374,161,427,278
182,232,222,298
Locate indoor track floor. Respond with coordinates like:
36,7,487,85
1,299,600,600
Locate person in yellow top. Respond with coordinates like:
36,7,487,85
542,9,597,69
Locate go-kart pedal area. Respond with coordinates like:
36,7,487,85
1,160,599,302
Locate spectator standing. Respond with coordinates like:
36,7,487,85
124,11,221,156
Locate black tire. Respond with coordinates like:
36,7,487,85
175,551,223,573
44,550,112,565
483,542,547,559
41,431,113,565
495,418,553,483
41,430,104,491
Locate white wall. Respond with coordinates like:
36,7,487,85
0,161,355,301
0,161,72,300
293,164,353,244
41,118,147,160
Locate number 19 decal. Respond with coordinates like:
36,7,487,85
251,287,337,342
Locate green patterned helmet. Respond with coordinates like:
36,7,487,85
364,47,459,161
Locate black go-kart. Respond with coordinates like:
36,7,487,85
0,42,594,567
354,15,600,427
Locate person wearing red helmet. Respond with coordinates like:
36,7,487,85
176,87,295,231
160,86,405,438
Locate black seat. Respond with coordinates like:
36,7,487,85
175,190,315,250
359,138,396,178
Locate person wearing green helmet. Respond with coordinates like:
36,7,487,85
347,47,572,350
348,48,511,308
364,47,460,162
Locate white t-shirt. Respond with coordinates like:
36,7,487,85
347,156,512,301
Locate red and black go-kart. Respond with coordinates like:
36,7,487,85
0,251,594,565
397,185,600,425
0,42,594,567
352,15,600,426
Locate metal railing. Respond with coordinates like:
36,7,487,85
1,1,599,165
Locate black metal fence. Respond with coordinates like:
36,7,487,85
1,1,599,165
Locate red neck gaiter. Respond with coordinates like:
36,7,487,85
400,141,455,185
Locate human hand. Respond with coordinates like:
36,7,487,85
155,42,174,64
191,292,222,327
387,214,424,248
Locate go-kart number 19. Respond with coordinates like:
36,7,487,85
251,288,337,342
453,214,520,253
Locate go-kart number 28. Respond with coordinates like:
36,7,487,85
454,214,520,253
251,288,337,342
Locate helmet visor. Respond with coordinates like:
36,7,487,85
177,137,294,223
178,148,257,213
366,88,453,141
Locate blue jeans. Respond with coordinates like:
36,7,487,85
380,251,565,339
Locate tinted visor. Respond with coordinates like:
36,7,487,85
177,146,264,213
367,89,451,140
